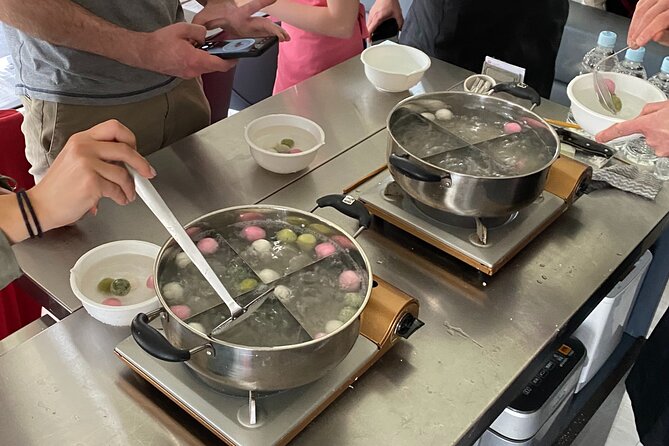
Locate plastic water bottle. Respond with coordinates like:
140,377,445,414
579,31,619,74
614,47,648,79
649,56,669,97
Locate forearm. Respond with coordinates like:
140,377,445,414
0,194,29,245
264,0,359,38
0,0,147,70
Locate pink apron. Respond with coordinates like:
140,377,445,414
273,1,368,94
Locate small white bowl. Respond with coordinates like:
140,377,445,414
567,72,666,139
70,240,161,326
360,44,431,92
245,114,325,174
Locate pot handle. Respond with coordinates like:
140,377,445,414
388,153,443,183
131,313,191,362
491,82,541,109
316,194,372,229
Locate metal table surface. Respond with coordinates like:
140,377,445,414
3,56,669,446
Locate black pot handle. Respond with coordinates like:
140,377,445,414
316,194,372,229
491,82,541,109
388,153,443,183
131,313,191,362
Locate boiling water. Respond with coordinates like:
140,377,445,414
579,90,647,120
252,125,318,152
158,219,368,347
80,254,155,305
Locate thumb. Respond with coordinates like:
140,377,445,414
176,22,207,43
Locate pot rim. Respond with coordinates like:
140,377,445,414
387,91,560,180
153,204,374,352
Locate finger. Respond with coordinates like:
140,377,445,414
88,141,156,179
629,0,656,44
197,52,238,73
85,120,136,148
367,13,382,34
99,178,129,206
640,101,668,115
595,117,648,143
635,9,669,47
177,22,208,44
394,11,405,30
93,160,137,202
238,0,276,16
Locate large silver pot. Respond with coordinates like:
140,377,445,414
387,86,560,217
131,200,374,393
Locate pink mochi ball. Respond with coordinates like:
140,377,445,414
331,235,354,249
185,226,200,237
239,212,264,222
338,270,361,292
170,305,192,320
523,118,544,129
289,148,303,154
315,242,337,259
197,237,219,255
503,122,522,134
314,332,327,339
241,226,266,242
604,78,616,94
146,275,155,290
102,297,122,306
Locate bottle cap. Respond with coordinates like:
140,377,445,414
597,31,617,48
625,47,646,63
662,56,669,73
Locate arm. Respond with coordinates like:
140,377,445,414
261,0,360,39
367,0,403,35
596,101,669,156
0,0,234,78
0,120,155,245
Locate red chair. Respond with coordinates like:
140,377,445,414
0,110,42,340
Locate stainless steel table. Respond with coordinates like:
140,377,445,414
3,56,668,446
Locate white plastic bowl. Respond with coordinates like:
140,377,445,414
70,240,161,326
360,44,431,92
245,114,325,174
567,72,666,139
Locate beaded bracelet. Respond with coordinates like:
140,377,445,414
16,189,35,239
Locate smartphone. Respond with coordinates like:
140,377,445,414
370,18,400,43
200,36,278,59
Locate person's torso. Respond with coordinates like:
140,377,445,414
4,0,184,105
273,0,367,94
400,0,570,97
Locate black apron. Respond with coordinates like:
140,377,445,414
399,0,570,98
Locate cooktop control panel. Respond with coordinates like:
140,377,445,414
510,338,586,413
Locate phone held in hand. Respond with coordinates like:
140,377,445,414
370,18,400,43
200,36,278,59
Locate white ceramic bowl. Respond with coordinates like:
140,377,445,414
360,44,431,92
245,114,325,174
567,72,666,138
70,240,161,326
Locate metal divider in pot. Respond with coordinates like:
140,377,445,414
386,83,560,218
131,199,376,393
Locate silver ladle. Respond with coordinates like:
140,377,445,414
592,46,629,115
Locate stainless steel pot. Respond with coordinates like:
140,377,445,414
131,197,375,393
387,84,560,217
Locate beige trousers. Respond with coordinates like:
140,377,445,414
21,78,211,181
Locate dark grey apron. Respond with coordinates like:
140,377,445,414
399,0,569,97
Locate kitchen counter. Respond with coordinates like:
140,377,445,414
4,56,669,445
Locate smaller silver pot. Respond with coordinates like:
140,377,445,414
387,84,560,217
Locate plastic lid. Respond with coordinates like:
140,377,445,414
625,47,646,63
662,56,669,73
597,31,617,48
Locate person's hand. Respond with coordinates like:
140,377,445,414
595,101,669,155
193,0,290,41
29,120,156,232
367,0,404,35
628,0,669,48
135,23,236,78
